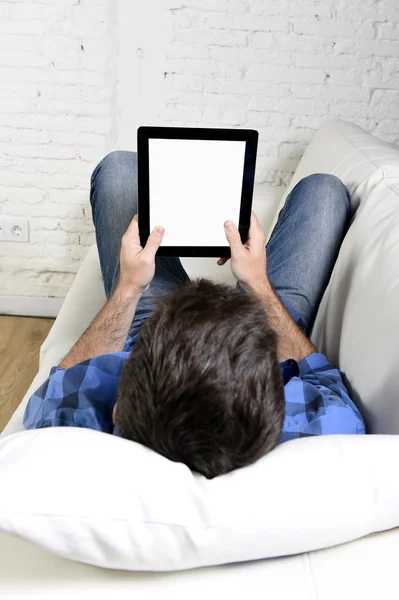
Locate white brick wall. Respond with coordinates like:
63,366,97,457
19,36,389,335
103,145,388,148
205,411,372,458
163,0,399,186
1,0,399,302
0,0,116,300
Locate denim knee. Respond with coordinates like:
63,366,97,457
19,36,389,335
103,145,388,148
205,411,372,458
90,150,138,215
295,173,351,219
91,150,137,186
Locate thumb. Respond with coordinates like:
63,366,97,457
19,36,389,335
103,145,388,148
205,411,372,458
224,220,243,255
142,225,164,259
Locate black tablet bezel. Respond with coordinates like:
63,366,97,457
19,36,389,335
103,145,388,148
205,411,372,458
138,126,258,257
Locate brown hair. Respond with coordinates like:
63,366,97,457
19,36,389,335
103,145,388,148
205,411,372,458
116,279,285,478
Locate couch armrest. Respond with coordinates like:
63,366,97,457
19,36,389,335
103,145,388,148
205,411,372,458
1,246,106,439
39,245,106,369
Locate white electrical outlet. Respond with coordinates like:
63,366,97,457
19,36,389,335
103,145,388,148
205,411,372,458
3,218,30,243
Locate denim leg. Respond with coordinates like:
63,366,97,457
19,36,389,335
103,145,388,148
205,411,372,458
90,151,190,344
266,174,351,334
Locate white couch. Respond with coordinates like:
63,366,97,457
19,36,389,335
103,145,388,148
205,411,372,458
1,120,399,598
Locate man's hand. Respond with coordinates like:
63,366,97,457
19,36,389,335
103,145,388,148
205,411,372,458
218,211,316,361
58,215,164,368
119,215,164,295
218,211,268,292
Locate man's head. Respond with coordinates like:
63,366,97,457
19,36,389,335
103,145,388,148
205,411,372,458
115,279,284,478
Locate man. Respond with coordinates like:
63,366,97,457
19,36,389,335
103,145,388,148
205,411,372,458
24,151,365,478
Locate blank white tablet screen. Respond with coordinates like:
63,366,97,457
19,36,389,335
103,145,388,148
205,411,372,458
149,138,246,246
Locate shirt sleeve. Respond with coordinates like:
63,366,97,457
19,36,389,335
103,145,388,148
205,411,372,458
281,353,366,442
23,353,129,434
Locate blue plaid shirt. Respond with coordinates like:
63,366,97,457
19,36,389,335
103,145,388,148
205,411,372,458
24,350,366,441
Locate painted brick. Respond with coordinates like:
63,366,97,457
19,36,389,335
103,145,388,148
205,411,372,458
272,32,334,53
288,1,334,19
245,65,327,84
180,0,248,14
248,32,274,48
176,27,248,47
249,1,290,17
206,13,289,33
293,18,375,40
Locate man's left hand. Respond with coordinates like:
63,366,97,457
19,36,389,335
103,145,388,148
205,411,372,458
119,215,164,295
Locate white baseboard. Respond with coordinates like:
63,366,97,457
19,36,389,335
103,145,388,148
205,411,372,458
0,295,64,318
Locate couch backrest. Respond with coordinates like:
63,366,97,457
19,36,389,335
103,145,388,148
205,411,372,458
272,120,399,434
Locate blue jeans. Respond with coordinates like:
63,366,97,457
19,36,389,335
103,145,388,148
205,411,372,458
90,151,350,344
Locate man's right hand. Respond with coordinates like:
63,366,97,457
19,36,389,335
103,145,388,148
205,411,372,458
119,214,164,295
219,211,268,293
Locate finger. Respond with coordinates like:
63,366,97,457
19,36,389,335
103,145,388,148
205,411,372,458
217,257,230,266
247,211,265,244
251,211,261,227
141,225,164,259
123,214,141,246
248,211,262,235
224,220,244,255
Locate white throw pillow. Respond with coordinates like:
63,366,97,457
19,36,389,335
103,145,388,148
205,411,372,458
0,428,398,571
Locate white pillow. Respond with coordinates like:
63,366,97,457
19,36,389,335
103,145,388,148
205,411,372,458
0,428,398,571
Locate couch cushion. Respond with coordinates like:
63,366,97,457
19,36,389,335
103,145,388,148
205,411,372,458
0,427,399,571
312,176,399,433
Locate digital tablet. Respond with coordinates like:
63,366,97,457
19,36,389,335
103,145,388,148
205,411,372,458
137,126,258,257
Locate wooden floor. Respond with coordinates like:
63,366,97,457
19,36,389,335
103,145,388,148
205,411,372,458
0,316,55,433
